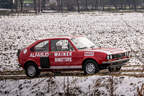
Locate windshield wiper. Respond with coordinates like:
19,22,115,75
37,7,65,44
78,47,88,49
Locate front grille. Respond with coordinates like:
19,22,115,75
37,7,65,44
112,53,125,59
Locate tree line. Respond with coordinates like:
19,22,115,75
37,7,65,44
0,0,144,13
57,0,144,12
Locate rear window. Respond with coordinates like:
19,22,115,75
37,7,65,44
34,40,49,52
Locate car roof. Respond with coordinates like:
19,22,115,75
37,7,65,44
28,34,84,48
39,34,84,41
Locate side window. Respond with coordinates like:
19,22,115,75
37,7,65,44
34,40,49,52
51,40,74,51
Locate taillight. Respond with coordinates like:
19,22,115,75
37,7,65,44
17,49,21,57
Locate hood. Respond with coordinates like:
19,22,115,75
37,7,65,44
83,48,127,55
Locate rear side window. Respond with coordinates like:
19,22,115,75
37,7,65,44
34,40,49,52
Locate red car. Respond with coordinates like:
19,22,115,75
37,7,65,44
17,35,130,77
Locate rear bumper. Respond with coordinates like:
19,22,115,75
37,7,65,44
18,64,22,67
102,58,129,67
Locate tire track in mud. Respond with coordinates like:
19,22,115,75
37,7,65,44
0,65,143,79
0,69,144,80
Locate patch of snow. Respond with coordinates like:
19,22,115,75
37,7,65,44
0,76,144,96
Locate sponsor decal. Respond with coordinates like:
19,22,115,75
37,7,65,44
54,52,72,57
55,57,72,62
30,52,49,57
84,52,94,56
23,49,27,54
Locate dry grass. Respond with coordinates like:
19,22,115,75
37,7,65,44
137,84,144,96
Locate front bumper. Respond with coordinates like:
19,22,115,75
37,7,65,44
102,58,129,67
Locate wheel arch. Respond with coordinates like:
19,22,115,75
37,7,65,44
24,60,38,70
82,58,98,70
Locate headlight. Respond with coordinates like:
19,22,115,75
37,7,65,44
125,52,128,56
127,52,129,56
128,51,131,57
107,55,109,59
125,51,130,57
110,55,113,59
107,55,113,59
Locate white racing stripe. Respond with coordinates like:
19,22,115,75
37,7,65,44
50,66,82,69
0,75,26,77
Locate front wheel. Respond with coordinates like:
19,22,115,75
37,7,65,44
25,63,40,78
83,60,99,75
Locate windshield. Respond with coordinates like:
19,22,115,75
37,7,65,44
71,37,98,50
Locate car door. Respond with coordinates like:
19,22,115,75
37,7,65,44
30,40,50,68
69,40,83,67
49,39,74,68
49,39,83,69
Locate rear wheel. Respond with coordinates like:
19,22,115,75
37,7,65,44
25,63,40,78
83,60,99,75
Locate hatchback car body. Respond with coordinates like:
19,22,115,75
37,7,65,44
17,35,130,77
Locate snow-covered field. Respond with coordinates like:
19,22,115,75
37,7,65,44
0,12,144,71
1,12,144,95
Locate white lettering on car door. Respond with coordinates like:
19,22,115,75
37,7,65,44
55,57,72,62
30,52,49,57
54,52,72,62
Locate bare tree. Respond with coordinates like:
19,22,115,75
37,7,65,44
132,0,137,11
15,0,18,12
56,0,63,12
56,0,61,11
95,0,98,10
60,0,63,12
41,0,46,11
38,0,42,12
33,0,37,13
33,0,42,14
76,0,80,12
85,0,88,11
20,0,24,12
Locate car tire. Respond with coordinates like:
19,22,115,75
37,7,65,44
83,60,99,75
25,63,40,78
108,67,121,72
